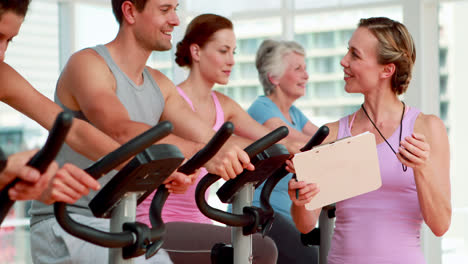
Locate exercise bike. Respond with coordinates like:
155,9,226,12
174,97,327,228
55,121,235,264
196,125,331,264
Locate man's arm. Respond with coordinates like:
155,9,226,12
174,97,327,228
0,62,120,162
58,51,251,180
57,50,152,143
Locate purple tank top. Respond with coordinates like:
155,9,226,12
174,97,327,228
136,87,224,225
328,106,425,264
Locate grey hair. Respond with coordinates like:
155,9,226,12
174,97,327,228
255,39,306,96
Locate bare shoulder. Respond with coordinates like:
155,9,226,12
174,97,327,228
323,121,339,143
213,90,235,106
213,90,246,118
0,61,17,74
414,113,448,141
64,48,110,74
60,48,114,86
58,48,116,109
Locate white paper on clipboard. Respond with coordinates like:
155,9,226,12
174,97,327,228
293,132,382,211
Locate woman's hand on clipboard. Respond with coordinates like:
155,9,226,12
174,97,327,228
288,178,320,206
286,159,320,206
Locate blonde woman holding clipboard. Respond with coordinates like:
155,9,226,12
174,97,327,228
289,17,451,264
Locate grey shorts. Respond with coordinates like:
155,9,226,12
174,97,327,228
30,214,172,264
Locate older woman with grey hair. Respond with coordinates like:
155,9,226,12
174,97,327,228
247,39,319,264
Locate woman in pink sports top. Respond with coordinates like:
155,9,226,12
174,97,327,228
288,17,451,263
135,14,289,264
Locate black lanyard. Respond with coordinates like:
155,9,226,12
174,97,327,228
361,101,407,172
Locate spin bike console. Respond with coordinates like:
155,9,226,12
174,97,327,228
89,143,184,218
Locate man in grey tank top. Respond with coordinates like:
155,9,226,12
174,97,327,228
30,0,254,263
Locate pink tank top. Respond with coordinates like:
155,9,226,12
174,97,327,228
136,87,224,225
327,106,425,264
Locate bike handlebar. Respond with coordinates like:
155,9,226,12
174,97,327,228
0,112,73,224
147,122,235,258
54,121,173,248
195,126,289,227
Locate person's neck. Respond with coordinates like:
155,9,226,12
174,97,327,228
178,68,215,104
361,87,403,124
267,89,296,115
105,31,153,85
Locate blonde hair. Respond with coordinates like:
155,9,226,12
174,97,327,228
359,17,416,95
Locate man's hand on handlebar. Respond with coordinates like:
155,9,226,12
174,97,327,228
35,163,101,205
1,150,42,192
3,150,101,204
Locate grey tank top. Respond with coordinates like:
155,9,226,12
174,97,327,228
30,44,165,225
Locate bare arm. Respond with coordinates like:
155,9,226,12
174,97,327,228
0,62,120,162
302,121,319,137
218,92,275,140
398,114,451,236
57,50,153,144
58,51,251,180
217,92,304,154
264,118,318,143
289,176,321,233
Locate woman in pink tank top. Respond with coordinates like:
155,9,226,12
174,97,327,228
136,14,291,264
288,17,451,263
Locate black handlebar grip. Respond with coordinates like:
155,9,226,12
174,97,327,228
85,121,173,178
244,126,289,158
150,122,235,229
0,112,73,224
27,112,74,172
195,174,253,226
178,122,234,175
195,126,289,227
300,125,330,152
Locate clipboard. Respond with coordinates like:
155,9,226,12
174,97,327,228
293,132,382,211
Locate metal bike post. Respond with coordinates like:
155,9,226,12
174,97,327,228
231,184,254,264
109,193,137,264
